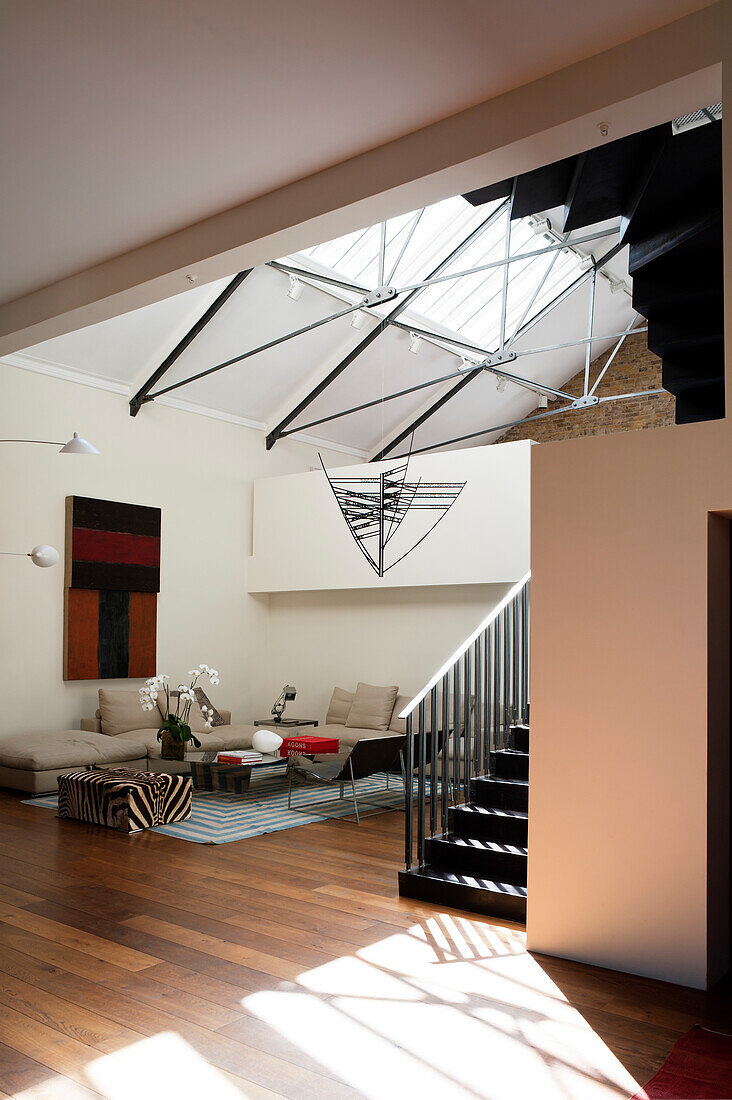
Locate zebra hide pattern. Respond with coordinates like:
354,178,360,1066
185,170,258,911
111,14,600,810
57,767,192,833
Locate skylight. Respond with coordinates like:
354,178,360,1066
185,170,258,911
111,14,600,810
290,195,593,355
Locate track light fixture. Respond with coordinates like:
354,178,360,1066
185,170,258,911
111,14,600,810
351,310,367,330
408,333,421,354
287,275,304,301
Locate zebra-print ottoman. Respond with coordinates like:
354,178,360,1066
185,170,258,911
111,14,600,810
57,767,192,833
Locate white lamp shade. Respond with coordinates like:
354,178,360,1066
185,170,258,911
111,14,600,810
59,432,99,454
29,544,59,568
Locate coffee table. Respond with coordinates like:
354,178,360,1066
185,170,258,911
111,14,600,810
189,753,285,794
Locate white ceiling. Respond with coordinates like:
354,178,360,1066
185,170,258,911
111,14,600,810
0,0,711,305
9,196,635,459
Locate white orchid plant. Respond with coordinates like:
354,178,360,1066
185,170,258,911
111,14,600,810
139,664,221,748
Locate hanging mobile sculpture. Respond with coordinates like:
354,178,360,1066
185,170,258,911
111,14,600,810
320,453,465,577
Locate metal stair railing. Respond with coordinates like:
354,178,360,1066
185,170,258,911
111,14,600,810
402,572,530,872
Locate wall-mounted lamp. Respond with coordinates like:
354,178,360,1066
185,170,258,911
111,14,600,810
0,544,59,568
0,432,99,454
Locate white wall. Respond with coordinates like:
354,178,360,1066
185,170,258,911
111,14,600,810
249,443,532,592
262,583,513,725
0,362,351,735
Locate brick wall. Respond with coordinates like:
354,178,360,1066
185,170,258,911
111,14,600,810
496,333,674,444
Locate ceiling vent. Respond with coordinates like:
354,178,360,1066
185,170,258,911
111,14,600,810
672,103,722,135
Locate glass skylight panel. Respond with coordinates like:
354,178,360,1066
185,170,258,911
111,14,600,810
288,194,592,354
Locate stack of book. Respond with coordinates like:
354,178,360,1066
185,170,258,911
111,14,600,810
215,749,263,765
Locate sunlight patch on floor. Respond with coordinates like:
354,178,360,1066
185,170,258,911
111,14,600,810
83,1032,252,1099
245,915,641,1100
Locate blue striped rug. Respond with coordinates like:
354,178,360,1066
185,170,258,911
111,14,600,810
23,764,408,844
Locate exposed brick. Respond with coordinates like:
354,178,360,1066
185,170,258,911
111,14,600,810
496,333,674,444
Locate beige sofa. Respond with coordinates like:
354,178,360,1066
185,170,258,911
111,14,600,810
0,689,258,795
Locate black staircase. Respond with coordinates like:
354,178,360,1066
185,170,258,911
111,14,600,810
463,113,724,424
399,575,531,924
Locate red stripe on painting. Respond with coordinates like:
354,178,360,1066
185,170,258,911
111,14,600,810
73,528,160,567
128,592,157,678
65,589,99,680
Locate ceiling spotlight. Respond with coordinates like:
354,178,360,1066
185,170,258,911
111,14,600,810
496,377,508,393
351,310,367,329
537,393,549,409
609,278,629,295
408,333,421,354
287,275,304,301
459,356,478,372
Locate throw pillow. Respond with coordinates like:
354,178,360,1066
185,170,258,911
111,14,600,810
194,686,225,727
99,690,153,737
345,682,399,731
326,687,354,726
157,691,211,734
388,694,413,735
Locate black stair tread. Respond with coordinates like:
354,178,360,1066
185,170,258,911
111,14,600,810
438,834,528,856
458,803,528,820
405,866,527,898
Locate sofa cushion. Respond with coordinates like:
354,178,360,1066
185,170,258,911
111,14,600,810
326,687,353,726
99,690,150,737
119,728,225,757
157,691,210,734
124,724,257,758
0,730,146,771
345,682,398,731
389,694,413,735
216,724,257,751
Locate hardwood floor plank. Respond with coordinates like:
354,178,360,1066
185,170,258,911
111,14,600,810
123,915,309,983
0,970,139,1054
0,908,159,972
0,923,142,985
97,971,245,1030
0,1039,103,1098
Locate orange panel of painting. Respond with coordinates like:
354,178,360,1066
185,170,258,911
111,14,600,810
64,588,100,680
128,592,157,678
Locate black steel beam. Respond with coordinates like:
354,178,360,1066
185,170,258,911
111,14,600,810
265,204,508,450
370,373,477,462
129,269,252,416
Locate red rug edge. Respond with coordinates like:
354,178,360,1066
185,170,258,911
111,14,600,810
631,1025,732,1100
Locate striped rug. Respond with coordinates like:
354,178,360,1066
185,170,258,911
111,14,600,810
23,764,408,844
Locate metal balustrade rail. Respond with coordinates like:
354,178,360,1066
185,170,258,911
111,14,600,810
402,573,531,871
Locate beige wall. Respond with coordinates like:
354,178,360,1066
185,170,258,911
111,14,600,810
263,583,512,726
0,362,350,735
528,418,731,988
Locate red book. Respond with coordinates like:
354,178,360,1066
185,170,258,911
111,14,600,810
279,735,340,757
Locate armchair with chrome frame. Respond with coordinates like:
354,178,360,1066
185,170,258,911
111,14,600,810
287,735,406,823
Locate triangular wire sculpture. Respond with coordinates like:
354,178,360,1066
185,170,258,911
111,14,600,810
320,453,465,577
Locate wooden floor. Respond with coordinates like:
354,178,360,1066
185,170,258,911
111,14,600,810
0,790,730,1100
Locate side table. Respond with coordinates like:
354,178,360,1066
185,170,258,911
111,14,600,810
253,718,318,729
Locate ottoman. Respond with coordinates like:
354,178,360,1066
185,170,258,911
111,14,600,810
58,766,192,833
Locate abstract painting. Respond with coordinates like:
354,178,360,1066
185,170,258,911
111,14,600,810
320,456,465,577
63,496,161,681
